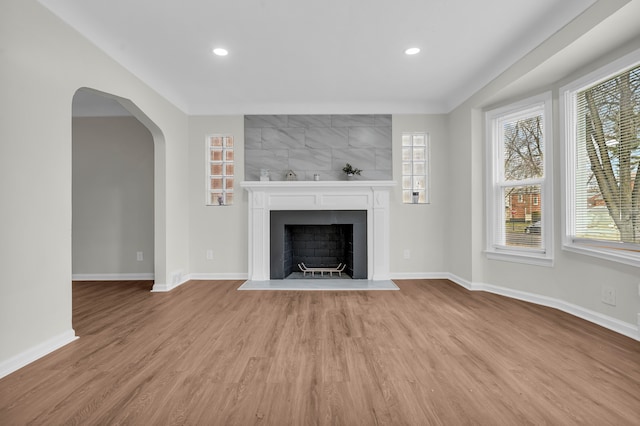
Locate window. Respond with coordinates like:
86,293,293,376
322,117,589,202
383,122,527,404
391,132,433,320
486,92,553,265
206,135,234,206
561,50,640,267
402,132,429,204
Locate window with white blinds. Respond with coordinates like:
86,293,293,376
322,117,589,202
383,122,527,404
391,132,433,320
561,51,640,267
485,92,553,266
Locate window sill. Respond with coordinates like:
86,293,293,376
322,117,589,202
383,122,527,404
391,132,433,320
486,250,554,267
563,243,639,268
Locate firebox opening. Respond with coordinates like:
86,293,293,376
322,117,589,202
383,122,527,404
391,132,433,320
270,210,367,279
284,224,353,278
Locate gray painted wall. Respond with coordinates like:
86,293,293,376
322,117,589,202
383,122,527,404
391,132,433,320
72,116,154,276
245,114,392,181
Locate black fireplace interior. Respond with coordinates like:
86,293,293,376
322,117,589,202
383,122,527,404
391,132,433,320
285,224,353,276
270,210,367,279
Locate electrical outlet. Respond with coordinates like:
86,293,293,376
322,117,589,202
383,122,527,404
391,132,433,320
403,249,411,259
136,251,143,261
601,285,616,306
206,249,214,260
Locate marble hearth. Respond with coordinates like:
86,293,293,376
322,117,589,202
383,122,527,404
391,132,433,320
241,181,395,281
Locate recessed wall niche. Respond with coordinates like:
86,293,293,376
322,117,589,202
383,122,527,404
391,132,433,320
244,114,392,181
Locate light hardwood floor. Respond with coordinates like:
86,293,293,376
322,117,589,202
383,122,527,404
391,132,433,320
1,279,639,425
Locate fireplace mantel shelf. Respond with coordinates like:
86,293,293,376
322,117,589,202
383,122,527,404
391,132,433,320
241,180,394,281
241,180,396,190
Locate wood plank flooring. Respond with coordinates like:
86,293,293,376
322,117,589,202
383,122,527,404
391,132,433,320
1,279,639,425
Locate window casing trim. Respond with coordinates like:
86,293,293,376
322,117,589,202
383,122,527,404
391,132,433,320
559,48,640,268
485,91,554,266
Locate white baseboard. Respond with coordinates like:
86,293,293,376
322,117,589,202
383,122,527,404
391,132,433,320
72,273,154,281
0,329,78,379
189,273,249,280
390,272,450,280
151,278,187,292
446,273,639,341
151,273,249,292
445,273,474,290
151,272,191,292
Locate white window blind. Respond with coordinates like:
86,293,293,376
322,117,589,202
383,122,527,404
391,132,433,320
573,64,640,248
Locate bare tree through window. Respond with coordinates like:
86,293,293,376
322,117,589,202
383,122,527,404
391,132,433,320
579,65,640,243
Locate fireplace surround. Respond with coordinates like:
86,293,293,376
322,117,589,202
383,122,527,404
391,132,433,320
241,181,394,281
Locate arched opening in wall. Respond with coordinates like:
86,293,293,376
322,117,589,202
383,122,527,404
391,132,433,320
71,88,166,297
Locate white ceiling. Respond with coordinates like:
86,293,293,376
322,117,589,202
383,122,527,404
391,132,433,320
41,0,599,115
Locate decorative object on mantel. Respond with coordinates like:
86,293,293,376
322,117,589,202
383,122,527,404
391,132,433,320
285,170,297,181
342,163,362,180
313,173,320,181
260,169,270,181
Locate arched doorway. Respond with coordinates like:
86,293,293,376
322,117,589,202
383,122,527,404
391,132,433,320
71,88,166,287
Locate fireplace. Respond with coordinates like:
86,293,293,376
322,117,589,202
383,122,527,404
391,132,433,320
241,180,394,281
270,210,367,279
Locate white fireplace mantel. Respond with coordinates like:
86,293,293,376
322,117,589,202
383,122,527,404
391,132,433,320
241,180,396,281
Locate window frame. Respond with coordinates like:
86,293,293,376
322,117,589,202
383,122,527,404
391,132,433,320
485,92,554,266
560,49,640,268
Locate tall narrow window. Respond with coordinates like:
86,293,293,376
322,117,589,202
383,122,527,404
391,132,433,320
207,135,234,206
486,92,553,265
402,132,429,204
561,50,639,266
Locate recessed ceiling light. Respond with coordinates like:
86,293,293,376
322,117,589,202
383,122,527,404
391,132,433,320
213,48,228,56
405,47,420,55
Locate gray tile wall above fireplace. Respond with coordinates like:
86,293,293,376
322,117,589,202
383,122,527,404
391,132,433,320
244,114,392,181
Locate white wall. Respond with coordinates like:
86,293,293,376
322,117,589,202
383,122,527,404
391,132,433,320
0,0,189,371
72,116,154,277
445,107,474,281
390,115,449,276
188,116,247,278
185,114,449,279
447,0,640,335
